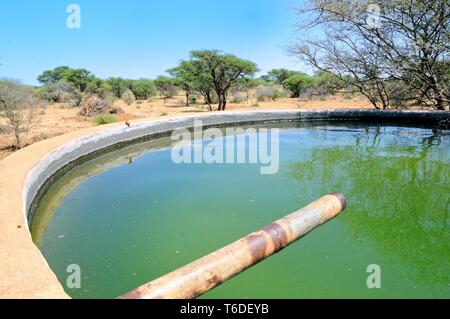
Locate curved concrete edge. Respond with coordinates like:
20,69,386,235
0,109,448,299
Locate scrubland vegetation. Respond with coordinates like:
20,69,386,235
0,0,448,155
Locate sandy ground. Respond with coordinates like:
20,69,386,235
0,94,372,160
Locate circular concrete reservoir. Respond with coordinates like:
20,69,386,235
2,110,449,298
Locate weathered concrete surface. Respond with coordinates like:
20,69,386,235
0,110,448,299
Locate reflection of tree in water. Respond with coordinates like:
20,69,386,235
288,128,450,289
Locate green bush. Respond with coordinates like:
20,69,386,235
105,77,130,98
189,94,198,104
36,80,85,107
130,79,157,100
122,89,135,105
93,114,117,125
272,88,286,100
68,89,83,107
283,73,315,98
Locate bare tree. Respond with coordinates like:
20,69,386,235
290,0,449,110
0,80,38,149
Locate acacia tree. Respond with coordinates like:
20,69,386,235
130,79,156,100
38,66,101,94
37,66,71,84
106,77,130,98
0,80,38,149
168,60,214,110
167,66,194,107
176,78,193,107
64,69,98,93
154,76,179,106
38,66,102,97
283,73,315,98
290,0,450,110
262,69,301,89
172,50,258,111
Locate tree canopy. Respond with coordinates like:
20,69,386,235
154,76,180,105
170,50,258,111
38,66,101,93
168,60,214,109
130,79,156,100
262,69,301,89
106,77,130,99
283,73,315,97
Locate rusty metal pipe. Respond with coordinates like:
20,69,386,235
119,192,347,299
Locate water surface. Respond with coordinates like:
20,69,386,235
31,122,450,298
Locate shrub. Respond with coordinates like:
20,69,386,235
256,85,275,102
68,90,83,107
299,87,314,100
0,80,39,149
255,85,286,102
93,114,117,125
37,79,86,107
272,88,287,100
232,92,247,103
122,89,135,105
38,80,72,103
343,93,353,100
313,72,345,95
104,91,118,106
130,79,157,100
283,73,315,97
79,95,123,116
106,77,130,99
154,76,179,106
188,94,197,104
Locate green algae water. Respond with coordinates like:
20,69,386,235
31,121,450,299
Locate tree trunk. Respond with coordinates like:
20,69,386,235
205,92,213,111
222,93,227,111
217,94,224,111
14,128,21,150
186,92,189,107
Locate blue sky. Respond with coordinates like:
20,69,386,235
0,0,305,85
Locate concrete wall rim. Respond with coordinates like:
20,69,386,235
0,109,448,298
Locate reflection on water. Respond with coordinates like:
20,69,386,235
288,127,449,291
31,136,175,245
31,122,449,299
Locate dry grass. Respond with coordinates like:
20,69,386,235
0,94,372,160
